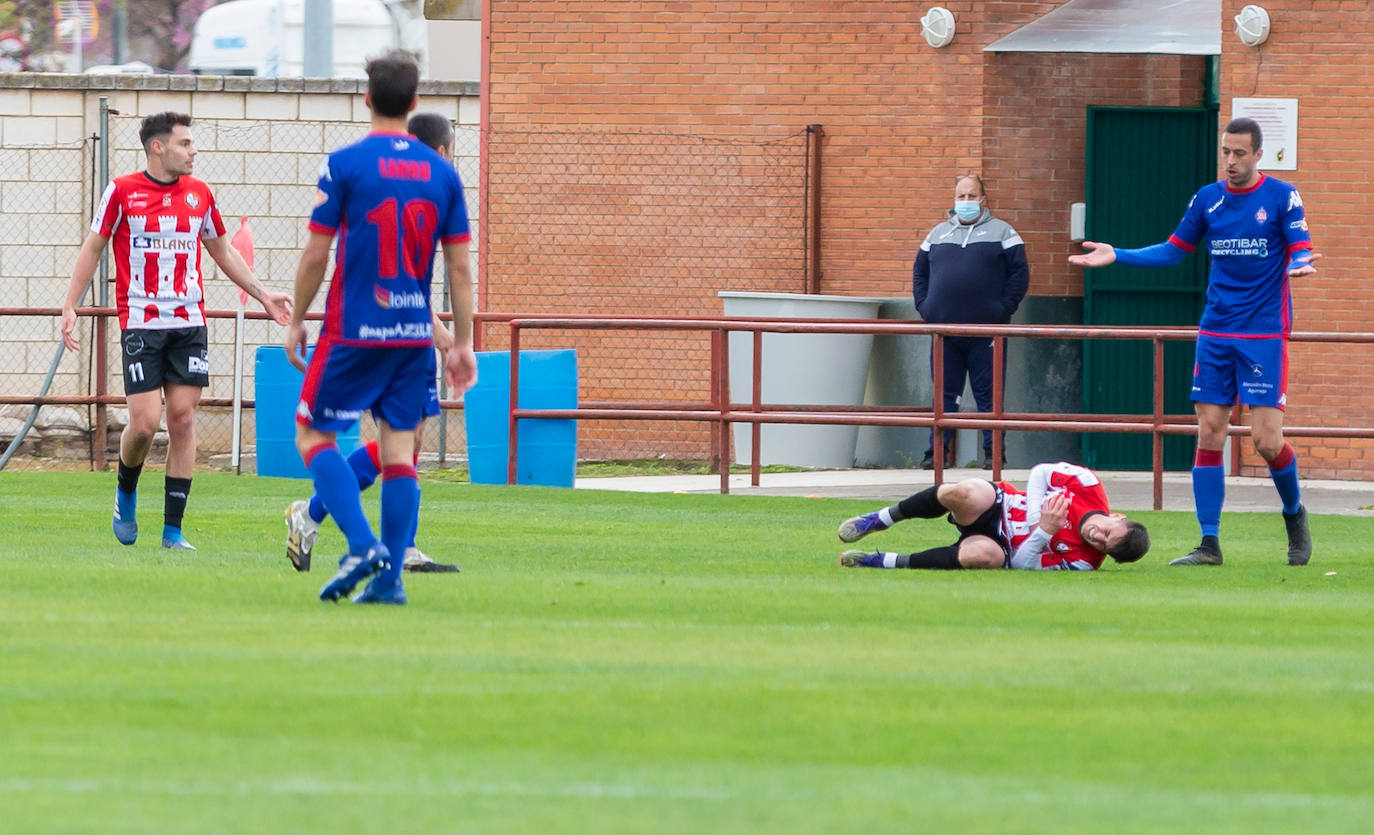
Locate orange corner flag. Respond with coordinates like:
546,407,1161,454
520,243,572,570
231,217,254,305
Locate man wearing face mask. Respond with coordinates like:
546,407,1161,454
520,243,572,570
913,173,1029,470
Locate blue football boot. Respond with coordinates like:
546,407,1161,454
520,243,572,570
840,550,886,568
837,511,889,543
352,577,408,605
318,543,391,602
840,549,884,568
161,526,197,550
112,488,138,546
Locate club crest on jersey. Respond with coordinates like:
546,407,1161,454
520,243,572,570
185,192,199,209
1254,207,1267,224
162,195,172,207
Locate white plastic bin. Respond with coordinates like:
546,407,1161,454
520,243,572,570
719,292,885,468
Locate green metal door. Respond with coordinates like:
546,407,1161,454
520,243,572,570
1082,106,1214,470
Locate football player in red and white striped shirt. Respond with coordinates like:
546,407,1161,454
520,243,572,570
60,112,291,551
836,462,1150,571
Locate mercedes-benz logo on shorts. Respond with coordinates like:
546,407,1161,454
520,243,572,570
1251,363,1264,378
124,334,145,356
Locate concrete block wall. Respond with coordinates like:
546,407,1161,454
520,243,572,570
0,73,479,460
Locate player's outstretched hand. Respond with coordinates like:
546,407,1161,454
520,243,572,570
260,291,294,325
1038,491,1070,535
1067,241,1117,268
60,306,80,351
445,342,478,393
285,323,309,372
1288,250,1322,277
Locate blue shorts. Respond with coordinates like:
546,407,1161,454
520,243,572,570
297,342,434,432
424,351,441,419
1191,334,1288,409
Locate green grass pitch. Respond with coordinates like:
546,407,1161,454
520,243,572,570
2,472,1372,834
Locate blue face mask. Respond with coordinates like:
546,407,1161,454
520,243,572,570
954,200,982,222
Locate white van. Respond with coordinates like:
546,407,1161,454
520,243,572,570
188,0,399,78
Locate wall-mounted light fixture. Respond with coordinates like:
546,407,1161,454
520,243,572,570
1234,4,1271,47
920,7,956,48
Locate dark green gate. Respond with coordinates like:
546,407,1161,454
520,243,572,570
1082,106,1214,470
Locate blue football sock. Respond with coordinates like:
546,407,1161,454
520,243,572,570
307,446,377,556
1192,464,1224,539
306,443,381,524
408,484,421,550
379,469,420,586
348,442,382,492
1270,458,1302,515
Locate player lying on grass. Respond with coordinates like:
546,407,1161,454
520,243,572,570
837,462,1150,571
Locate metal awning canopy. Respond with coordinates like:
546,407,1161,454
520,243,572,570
985,0,1221,55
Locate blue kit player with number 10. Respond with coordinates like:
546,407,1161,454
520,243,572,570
285,51,477,605
1070,116,1322,568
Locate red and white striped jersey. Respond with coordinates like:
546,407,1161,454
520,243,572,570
998,463,1111,571
92,172,226,330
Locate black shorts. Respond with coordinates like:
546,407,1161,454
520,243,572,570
120,327,210,395
950,481,1013,565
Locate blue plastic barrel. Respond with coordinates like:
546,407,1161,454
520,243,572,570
464,350,578,486
254,345,360,479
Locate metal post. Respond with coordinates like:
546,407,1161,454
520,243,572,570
113,1,129,64
716,328,730,495
991,336,1004,478
507,324,521,485
1152,337,1165,511
303,0,334,77
231,308,245,473
751,329,762,486
708,328,721,475
932,333,944,477
805,124,823,295
94,97,112,471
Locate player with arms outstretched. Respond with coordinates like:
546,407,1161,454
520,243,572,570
1069,117,1321,567
287,53,476,604
836,462,1150,571
60,111,291,550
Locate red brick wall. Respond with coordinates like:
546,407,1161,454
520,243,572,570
484,2,1061,458
1220,1,1374,477
485,1,1374,474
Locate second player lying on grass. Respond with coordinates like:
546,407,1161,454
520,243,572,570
837,462,1150,571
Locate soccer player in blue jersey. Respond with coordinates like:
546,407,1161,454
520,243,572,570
1069,117,1321,567
286,53,477,604
283,112,464,576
